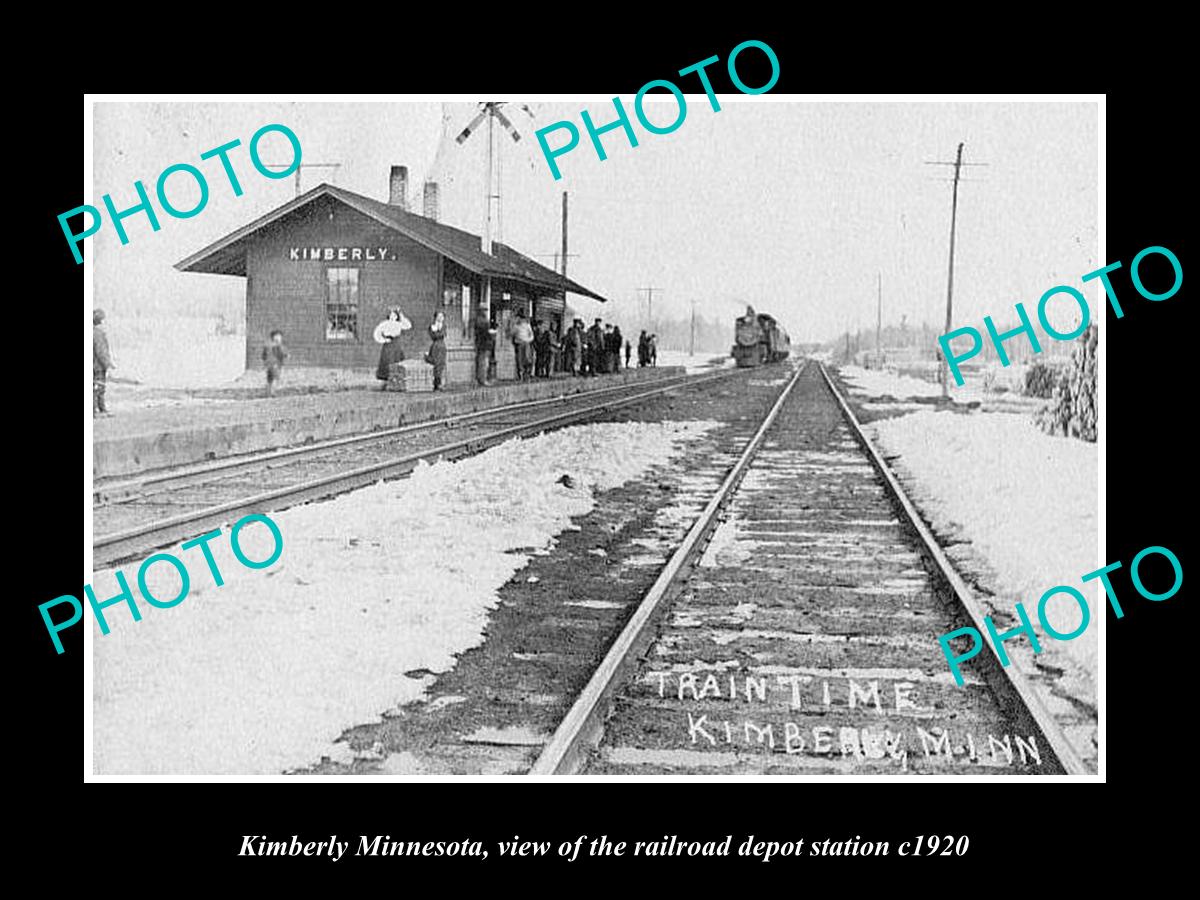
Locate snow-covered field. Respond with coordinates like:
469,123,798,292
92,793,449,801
839,365,944,400
867,408,1098,757
839,363,1046,414
104,316,244,387
832,359,1098,762
93,418,719,775
655,350,735,374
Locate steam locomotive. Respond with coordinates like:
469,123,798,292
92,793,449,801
732,307,791,367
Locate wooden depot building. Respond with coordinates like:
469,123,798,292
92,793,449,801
176,166,609,384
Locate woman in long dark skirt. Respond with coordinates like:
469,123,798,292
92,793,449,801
427,310,448,391
375,334,405,386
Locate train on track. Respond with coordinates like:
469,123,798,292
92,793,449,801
731,306,791,367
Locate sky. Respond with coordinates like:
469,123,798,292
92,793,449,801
91,98,1098,344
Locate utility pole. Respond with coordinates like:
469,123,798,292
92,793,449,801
690,298,696,357
260,162,342,197
561,191,569,280
926,142,988,396
941,143,963,396
638,287,661,332
876,271,882,365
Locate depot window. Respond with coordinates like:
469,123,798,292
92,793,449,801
326,267,359,341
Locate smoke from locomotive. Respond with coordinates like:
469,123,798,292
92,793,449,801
732,306,791,367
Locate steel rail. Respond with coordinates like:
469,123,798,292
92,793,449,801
529,361,808,775
817,361,1086,775
530,359,1085,776
93,368,743,568
95,371,713,505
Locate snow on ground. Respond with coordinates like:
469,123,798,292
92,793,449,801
839,362,1048,413
106,317,244,388
93,418,720,775
868,409,1098,717
655,350,735,374
839,365,945,400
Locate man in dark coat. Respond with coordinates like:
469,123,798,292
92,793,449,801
637,330,649,367
611,325,624,373
601,325,611,373
565,319,583,375
534,321,558,377
586,318,604,377
474,311,496,386
93,309,114,415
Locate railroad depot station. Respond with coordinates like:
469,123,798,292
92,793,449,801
175,166,611,385
93,168,683,480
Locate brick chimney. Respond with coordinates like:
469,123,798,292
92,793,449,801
388,166,409,209
422,180,439,221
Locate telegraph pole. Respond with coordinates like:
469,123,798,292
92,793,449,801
638,287,661,331
926,142,987,396
876,271,882,365
561,191,569,280
940,144,963,396
690,298,696,357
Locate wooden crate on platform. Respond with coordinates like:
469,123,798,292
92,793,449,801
386,359,434,392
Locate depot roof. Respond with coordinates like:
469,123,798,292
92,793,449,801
174,183,608,303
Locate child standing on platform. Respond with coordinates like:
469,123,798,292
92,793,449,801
262,329,288,397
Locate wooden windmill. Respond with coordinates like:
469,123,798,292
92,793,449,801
454,102,535,255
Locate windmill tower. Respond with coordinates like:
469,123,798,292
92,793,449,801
452,102,536,321
454,101,536,256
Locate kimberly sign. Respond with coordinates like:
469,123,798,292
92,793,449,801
288,246,397,262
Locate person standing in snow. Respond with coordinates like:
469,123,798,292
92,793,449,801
93,308,114,416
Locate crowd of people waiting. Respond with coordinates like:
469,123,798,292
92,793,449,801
471,312,657,386
368,307,660,392
561,317,657,377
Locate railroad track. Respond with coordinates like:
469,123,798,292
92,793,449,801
530,360,1085,776
92,368,743,568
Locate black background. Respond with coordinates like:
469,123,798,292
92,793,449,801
19,21,1188,885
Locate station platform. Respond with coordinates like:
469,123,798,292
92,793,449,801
93,367,688,479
